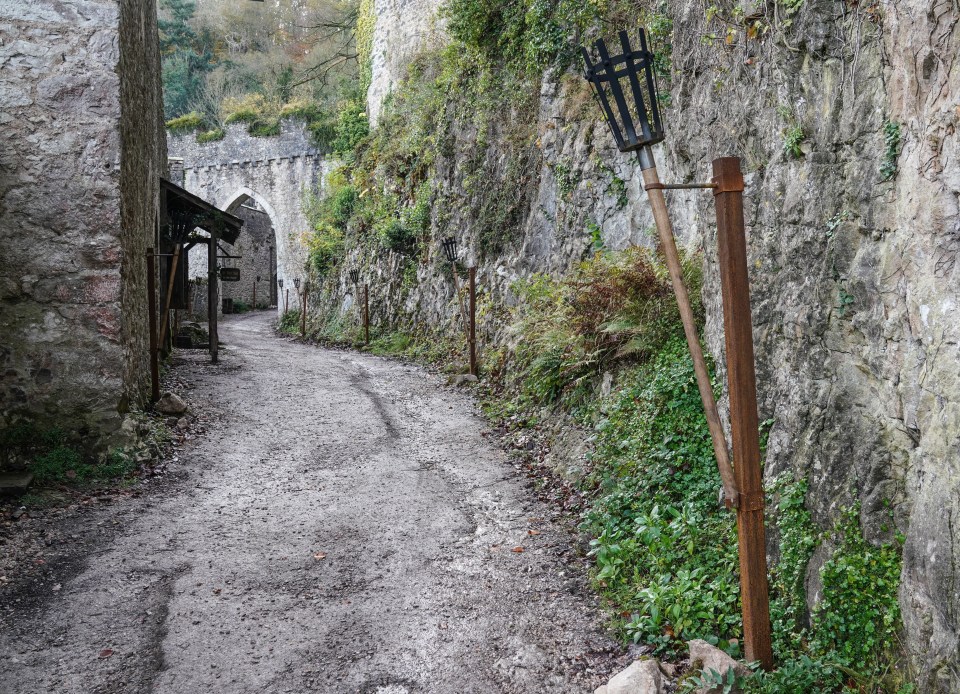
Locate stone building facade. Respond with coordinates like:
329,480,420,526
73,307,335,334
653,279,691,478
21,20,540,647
0,0,166,449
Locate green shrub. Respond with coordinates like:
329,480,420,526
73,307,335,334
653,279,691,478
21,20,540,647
330,186,358,229
307,223,344,275
166,111,205,133
811,505,903,671
30,446,84,484
377,218,418,255
196,128,225,143
278,309,301,334
331,98,369,156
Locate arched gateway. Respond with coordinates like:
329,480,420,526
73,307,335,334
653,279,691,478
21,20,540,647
167,121,326,313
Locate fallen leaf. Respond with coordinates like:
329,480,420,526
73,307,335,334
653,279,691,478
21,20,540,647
99,649,114,659
511,546,524,553
527,530,541,536
313,552,327,560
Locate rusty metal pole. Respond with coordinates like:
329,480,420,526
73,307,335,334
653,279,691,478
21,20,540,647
146,248,160,403
713,156,773,671
468,266,477,377
284,289,289,314
364,283,370,345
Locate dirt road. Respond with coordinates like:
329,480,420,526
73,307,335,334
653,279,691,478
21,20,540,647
0,312,622,693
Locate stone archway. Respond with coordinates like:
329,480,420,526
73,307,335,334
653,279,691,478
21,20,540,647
167,121,325,314
221,190,280,310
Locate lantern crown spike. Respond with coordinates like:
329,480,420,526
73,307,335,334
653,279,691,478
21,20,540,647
581,28,665,158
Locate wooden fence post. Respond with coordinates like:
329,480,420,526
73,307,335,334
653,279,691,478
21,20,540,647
468,266,477,377
146,248,160,403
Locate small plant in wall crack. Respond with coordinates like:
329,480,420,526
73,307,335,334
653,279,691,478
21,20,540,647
880,120,902,181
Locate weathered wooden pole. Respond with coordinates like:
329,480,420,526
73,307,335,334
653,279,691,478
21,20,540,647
208,235,219,364
364,283,370,345
284,289,289,314
146,248,160,403
713,157,773,671
468,266,477,377
158,243,182,349
642,162,739,506
300,282,308,338
252,279,257,310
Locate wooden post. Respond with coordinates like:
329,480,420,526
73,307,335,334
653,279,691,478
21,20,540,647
364,283,370,345
713,156,773,671
642,164,739,507
208,235,219,364
158,243,181,348
468,266,477,377
252,280,257,311
285,289,289,314
146,248,160,403
300,284,308,337
450,267,469,339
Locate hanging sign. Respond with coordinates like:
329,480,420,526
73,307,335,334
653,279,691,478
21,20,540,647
219,268,241,282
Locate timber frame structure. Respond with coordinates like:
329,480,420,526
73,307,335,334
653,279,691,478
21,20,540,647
147,180,243,401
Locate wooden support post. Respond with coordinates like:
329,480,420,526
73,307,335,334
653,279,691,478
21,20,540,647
450,266,469,339
158,244,181,349
146,248,160,403
642,163,739,507
468,266,477,377
285,289,289,314
252,280,257,311
364,283,370,345
300,285,308,338
713,156,773,671
208,235,219,364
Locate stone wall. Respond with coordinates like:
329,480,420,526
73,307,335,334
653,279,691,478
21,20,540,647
167,122,324,311
347,0,960,686
0,0,165,449
366,0,446,126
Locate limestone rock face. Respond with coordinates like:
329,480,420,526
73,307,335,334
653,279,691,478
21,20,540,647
355,0,958,686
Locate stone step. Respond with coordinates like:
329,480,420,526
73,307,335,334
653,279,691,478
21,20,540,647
0,472,34,495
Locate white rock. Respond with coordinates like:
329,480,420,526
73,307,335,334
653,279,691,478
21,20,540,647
155,392,187,415
606,658,663,694
594,686,608,694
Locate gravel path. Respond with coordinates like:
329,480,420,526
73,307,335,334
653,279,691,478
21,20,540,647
0,311,623,693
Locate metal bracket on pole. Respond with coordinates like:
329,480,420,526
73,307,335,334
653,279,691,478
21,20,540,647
644,182,718,191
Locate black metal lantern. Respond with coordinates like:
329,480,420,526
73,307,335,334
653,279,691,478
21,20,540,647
441,237,457,263
349,269,360,284
294,278,301,290
256,275,261,283
278,278,284,289
581,29,664,168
